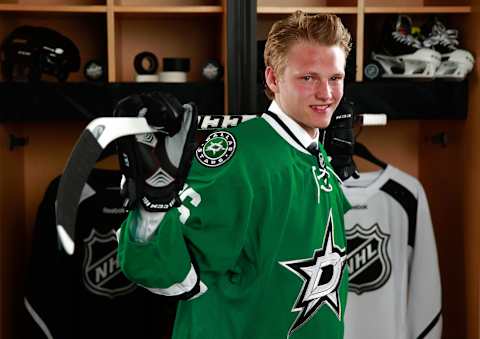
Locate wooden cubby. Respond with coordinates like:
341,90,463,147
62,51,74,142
0,11,107,82
114,13,223,82
0,0,479,338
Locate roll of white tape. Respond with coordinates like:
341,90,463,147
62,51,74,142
136,74,159,82
158,71,187,83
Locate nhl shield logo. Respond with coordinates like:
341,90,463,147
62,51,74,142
82,229,137,299
346,224,391,295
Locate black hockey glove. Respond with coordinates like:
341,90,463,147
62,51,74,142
114,92,198,212
321,99,359,181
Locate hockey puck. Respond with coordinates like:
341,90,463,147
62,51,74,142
202,59,224,81
83,59,105,81
163,58,190,72
134,51,158,75
364,63,381,80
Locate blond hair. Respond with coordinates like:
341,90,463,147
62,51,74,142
263,11,352,99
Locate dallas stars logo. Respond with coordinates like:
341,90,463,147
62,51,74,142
205,140,227,156
196,131,236,167
280,210,347,337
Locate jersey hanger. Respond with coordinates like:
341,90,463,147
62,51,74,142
354,142,388,170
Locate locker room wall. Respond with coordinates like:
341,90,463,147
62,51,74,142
418,4,480,338
419,120,469,338
0,123,26,339
462,8,480,337
22,122,86,248
354,121,420,177
21,122,121,259
1,122,120,339
1,4,480,339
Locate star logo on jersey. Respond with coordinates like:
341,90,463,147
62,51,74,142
280,210,347,337
205,140,226,155
196,131,236,167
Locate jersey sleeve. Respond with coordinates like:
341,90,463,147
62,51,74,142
407,183,442,338
117,145,255,300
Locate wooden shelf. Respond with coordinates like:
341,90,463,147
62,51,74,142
0,4,107,13
365,5,471,13
113,5,223,14
0,4,225,14
257,6,358,14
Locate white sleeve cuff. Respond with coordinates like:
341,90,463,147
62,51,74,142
130,207,166,242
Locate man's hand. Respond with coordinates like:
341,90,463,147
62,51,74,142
322,99,359,181
114,92,198,212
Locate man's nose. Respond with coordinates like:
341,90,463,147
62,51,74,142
314,80,332,100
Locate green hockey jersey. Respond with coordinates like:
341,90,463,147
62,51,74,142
118,113,351,339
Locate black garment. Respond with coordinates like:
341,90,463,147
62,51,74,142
24,169,176,339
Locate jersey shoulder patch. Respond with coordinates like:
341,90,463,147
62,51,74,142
195,131,237,168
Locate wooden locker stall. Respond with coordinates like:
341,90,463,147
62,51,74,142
0,1,227,338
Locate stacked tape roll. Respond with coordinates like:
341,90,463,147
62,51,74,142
158,57,190,83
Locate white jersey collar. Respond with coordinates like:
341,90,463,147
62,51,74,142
262,100,319,154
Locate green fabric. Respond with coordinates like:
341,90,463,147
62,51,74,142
118,117,351,339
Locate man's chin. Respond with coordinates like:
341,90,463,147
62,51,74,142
314,115,333,129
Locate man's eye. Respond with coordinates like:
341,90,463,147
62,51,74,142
330,75,343,81
303,75,313,81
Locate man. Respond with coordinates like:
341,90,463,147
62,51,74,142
117,11,352,339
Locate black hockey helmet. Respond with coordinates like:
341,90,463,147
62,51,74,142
0,25,80,82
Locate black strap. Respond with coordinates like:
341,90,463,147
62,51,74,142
265,111,317,156
417,309,442,339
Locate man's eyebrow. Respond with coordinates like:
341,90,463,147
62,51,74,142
299,71,345,77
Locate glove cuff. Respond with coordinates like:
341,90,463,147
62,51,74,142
140,193,181,212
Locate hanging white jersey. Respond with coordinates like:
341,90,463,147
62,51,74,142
342,165,442,339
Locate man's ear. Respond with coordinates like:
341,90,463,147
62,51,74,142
265,66,279,94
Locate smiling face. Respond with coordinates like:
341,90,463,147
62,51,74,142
265,40,346,137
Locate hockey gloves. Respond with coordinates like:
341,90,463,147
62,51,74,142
114,92,198,212
322,99,360,181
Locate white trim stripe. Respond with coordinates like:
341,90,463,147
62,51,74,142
56,225,74,255
267,100,319,147
24,297,54,339
144,264,203,297
262,114,309,155
188,281,208,300
327,166,344,184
